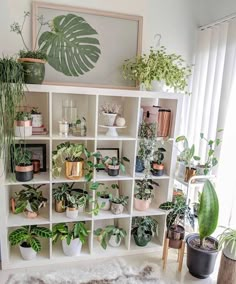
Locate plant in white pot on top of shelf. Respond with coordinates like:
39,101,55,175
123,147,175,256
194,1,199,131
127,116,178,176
94,225,127,249
134,179,159,211
100,102,121,126
15,111,32,137
11,184,47,219
8,225,52,260
122,46,192,93
31,107,43,127
52,222,89,256
13,145,34,182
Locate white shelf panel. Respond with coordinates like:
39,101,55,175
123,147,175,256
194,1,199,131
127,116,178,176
93,210,130,220
130,239,162,251
93,239,128,255
132,207,166,217
96,171,133,181
97,134,136,141
52,240,90,259
7,213,50,227
5,172,50,185
52,176,88,183
135,172,170,180
52,134,95,140
15,135,50,140
52,211,92,223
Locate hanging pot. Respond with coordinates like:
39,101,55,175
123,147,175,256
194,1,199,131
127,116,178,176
65,160,84,180
62,238,82,256
134,197,151,211
18,58,46,84
19,243,37,260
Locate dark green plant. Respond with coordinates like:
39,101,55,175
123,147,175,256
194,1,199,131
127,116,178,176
153,147,166,164
110,195,129,206
138,121,157,139
0,56,24,170
10,11,48,60
52,183,74,202
15,111,32,121
13,184,47,214
98,155,130,173
135,179,159,200
198,179,219,248
8,225,52,252
123,46,191,93
39,13,101,76
94,225,127,250
14,146,32,166
159,195,194,229
131,216,158,242
52,222,89,245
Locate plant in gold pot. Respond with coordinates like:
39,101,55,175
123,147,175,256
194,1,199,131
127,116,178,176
10,12,47,84
52,183,75,213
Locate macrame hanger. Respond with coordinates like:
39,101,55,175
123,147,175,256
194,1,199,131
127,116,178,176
154,33,162,50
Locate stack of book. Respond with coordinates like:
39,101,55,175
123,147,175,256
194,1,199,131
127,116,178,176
32,125,48,135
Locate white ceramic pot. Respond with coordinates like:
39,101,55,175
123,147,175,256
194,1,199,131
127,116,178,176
151,80,165,91
15,126,32,137
175,161,186,179
111,203,124,215
62,238,82,256
223,241,236,260
19,245,37,260
31,114,43,127
97,196,111,211
109,235,121,247
77,204,85,213
102,112,117,126
66,207,79,219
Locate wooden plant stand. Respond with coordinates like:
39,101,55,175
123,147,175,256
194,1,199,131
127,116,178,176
217,253,236,284
162,236,185,272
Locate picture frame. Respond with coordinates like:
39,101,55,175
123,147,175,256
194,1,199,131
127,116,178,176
12,144,47,172
96,148,119,171
32,2,143,89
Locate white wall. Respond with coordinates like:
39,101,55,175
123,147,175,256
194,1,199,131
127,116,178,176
198,0,236,26
0,0,197,64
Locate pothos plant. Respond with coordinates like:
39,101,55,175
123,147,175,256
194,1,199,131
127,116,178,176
123,46,192,93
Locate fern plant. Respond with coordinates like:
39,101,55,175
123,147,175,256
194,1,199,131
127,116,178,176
8,225,52,252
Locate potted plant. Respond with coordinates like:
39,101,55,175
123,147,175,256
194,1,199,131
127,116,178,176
52,142,98,180
11,184,47,218
151,147,166,176
52,183,75,213
110,195,129,215
0,56,24,169
99,155,130,176
31,107,43,127
65,191,88,219
196,130,223,175
218,228,236,261
186,179,219,279
100,102,121,126
123,46,191,93
175,135,200,182
94,225,127,249
10,12,47,84
13,145,33,182
52,222,89,256
134,179,159,211
131,216,158,247
159,195,194,249
8,225,52,260
14,111,32,137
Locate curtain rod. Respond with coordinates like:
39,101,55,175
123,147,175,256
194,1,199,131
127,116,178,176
199,12,236,30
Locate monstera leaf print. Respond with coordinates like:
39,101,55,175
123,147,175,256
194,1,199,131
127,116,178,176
38,14,101,76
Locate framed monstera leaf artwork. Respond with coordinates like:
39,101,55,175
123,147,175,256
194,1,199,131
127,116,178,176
32,2,143,89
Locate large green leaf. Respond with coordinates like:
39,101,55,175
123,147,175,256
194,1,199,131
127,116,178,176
39,14,101,76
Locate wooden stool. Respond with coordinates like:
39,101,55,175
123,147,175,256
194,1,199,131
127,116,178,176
162,237,185,272
217,253,236,284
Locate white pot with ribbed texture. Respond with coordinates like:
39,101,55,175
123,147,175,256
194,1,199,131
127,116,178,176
223,241,236,260
62,238,82,256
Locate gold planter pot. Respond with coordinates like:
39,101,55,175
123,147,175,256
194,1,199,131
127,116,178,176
184,167,196,182
65,160,84,180
55,200,66,213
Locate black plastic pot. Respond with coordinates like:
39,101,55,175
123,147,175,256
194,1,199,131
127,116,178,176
186,233,219,279
135,156,144,173
108,167,119,176
15,164,33,182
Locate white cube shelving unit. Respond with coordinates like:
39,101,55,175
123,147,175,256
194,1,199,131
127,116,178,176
0,84,183,269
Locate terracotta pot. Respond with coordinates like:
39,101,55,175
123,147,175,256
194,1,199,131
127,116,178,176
134,197,151,211
65,160,84,180
184,167,196,182
31,159,40,173
25,210,38,218
151,163,164,176
55,200,66,213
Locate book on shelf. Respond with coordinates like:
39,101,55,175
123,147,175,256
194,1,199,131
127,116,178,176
32,125,48,135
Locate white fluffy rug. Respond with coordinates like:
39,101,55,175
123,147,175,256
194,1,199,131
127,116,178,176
6,258,177,284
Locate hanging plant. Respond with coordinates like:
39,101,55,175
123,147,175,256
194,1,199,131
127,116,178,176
0,56,24,170
39,13,101,77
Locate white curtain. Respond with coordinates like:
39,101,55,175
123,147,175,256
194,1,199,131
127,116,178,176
187,18,236,227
